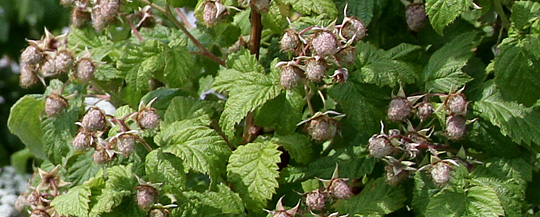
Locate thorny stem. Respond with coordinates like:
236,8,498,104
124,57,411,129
141,0,226,66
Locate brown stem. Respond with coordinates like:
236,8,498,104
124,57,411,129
249,9,262,58
125,14,144,42
174,8,194,30
141,0,226,66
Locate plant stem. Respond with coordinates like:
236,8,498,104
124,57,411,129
493,0,510,29
174,8,194,30
141,0,226,66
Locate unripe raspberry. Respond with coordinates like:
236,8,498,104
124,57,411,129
115,134,136,156
280,65,303,89
385,165,408,185
136,185,158,210
100,0,120,17
55,50,75,74
75,58,95,82
30,209,50,217
307,116,337,141
251,0,270,13
305,57,327,82
40,57,57,77
14,193,27,212
280,29,301,52
71,7,92,28
445,93,468,115
137,108,160,130
368,134,394,158
328,178,352,199
312,30,339,56
93,144,112,164
406,4,427,32
273,211,293,217
26,190,41,207
21,44,44,65
149,208,169,217
19,64,40,88
72,131,93,150
82,108,107,132
416,102,433,120
446,115,466,140
430,162,452,185
202,1,226,27
335,46,356,65
341,17,367,42
92,0,120,31
305,189,326,210
45,94,68,117
388,97,412,121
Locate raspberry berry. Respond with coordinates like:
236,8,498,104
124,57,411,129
45,94,68,117
54,50,75,74
280,29,301,52
251,0,270,13
82,107,107,132
305,189,326,210
406,3,427,32
21,43,44,65
114,134,137,156
74,58,95,82
280,64,303,89
202,1,226,27
137,107,160,130
368,134,394,158
30,209,50,217
92,0,120,31
40,57,57,77
19,64,40,88
388,97,412,121
304,57,327,82
385,165,409,185
136,185,158,210
311,30,339,56
328,178,352,199
341,17,367,42
93,142,113,164
307,116,337,141
336,46,356,66
430,162,452,185
72,130,93,150
416,102,433,120
446,115,466,140
149,208,169,217
445,93,468,115
71,7,92,28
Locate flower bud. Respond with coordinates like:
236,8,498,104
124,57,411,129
311,30,339,56
328,178,352,199
388,97,412,121
19,64,40,88
305,189,326,210
305,57,327,82
21,44,44,65
82,108,107,132
280,64,303,89
368,134,394,158
446,115,466,140
406,3,427,32
307,116,337,141
445,93,467,116
72,130,93,150
341,17,367,42
280,29,301,52
45,94,68,117
136,185,158,210
137,108,160,130
74,58,95,82
416,102,433,120
430,162,452,185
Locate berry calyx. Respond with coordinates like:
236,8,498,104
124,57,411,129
149,208,169,217
81,107,107,132
45,94,68,117
93,142,113,164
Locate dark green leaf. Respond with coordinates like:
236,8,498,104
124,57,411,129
271,133,313,164
282,0,338,18
425,0,473,34
163,96,214,124
163,45,196,88
511,1,540,32
145,150,186,193
336,177,406,215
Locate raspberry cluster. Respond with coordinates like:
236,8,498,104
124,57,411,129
60,0,121,31
369,87,473,186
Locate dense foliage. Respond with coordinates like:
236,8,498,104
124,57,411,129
7,0,540,216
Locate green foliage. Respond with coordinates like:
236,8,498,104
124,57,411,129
336,178,406,216
425,0,472,35
7,94,45,158
51,186,92,217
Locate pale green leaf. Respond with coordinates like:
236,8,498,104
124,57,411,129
163,45,195,88
7,94,45,159
181,184,245,215
227,49,264,73
336,178,406,215
227,141,281,210
425,0,473,35
89,165,136,215
282,0,338,18
472,82,540,145
494,36,540,106
51,186,91,217
424,32,476,92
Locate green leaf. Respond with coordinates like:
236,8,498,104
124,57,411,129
213,70,282,139
51,186,91,217
160,119,231,180
510,1,540,32
425,184,504,217
227,49,265,73
7,94,45,159
181,184,245,215
336,177,406,215
472,82,540,145
282,0,338,18
163,96,214,124
254,90,304,135
270,133,312,164
145,150,186,193
163,45,196,88
227,141,281,210
328,82,385,134
355,42,421,87
89,164,136,215
412,171,441,216
494,36,540,106
262,3,288,33
425,0,473,35
424,32,476,92
65,152,101,186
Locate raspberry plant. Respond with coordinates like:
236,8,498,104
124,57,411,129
7,0,540,216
